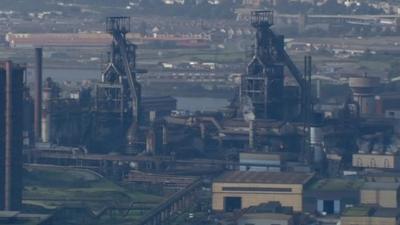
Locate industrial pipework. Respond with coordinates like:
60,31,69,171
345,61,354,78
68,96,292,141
240,10,306,121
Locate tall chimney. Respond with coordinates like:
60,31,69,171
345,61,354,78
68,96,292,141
4,61,23,210
0,63,6,210
249,120,255,149
4,61,13,210
34,48,43,142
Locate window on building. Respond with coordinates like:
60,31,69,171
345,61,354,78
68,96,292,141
384,159,390,168
370,158,376,167
357,158,363,167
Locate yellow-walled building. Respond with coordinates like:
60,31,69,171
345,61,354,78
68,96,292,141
360,182,400,208
341,206,400,225
352,153,400,170
212,171,314,212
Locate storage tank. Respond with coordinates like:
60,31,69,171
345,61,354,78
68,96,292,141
313,145,324,164
349,76,380,115
310,126,323,145
310,126,325,164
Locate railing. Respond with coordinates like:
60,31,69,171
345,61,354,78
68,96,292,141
106,17,131,34
251,10,274,27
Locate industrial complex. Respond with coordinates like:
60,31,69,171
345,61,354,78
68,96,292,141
1,1,400,224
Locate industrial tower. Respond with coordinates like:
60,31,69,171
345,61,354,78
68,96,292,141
240,11,305,121
94,17,142,152
0,61,24,210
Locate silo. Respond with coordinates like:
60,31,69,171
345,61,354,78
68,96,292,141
349,76,380,115
310,126,324,163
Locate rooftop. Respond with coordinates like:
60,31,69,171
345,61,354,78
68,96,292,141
343,206,372,217
142,96,177,103
362,182,400,191
309,178,364,191
245,202,293,214
343,206,400,218
214,171,314,185
240,213,292,221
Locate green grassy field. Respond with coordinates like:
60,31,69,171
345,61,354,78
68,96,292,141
23,165,164,225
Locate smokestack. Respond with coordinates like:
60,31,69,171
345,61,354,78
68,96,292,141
4,61,23,210
34,48,42,142
0,63,5,210
303,55,312,122
4,61,13,210
249,120,255,149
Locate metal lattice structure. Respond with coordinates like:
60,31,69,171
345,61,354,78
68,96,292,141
250,10,274,28
240,10,305,120
106,17,131,35
94,17,142,152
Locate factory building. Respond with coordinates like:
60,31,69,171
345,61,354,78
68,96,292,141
5,33,210,49
352,153,400,170
376,92,400,119
341,206,400,225
0,61,24,210
212,171,314,212
6,33,112,48
141,96,177,122
239,152,282,172
23,18,178,154
303,179,361,215
349,76,380,115
360,182,400,208
237,202,294,225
